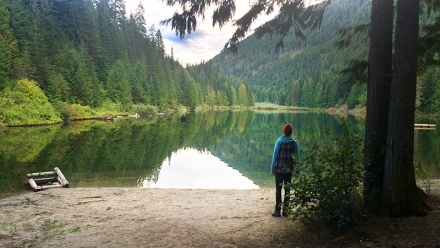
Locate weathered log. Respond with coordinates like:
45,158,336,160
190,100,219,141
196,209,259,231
54,167,69,188
26,171,56,178
27,178,41,191
414,123,436,129
39,184,64,190
33,177,57,184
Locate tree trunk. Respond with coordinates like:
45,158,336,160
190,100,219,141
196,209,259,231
383,0,425,217
363,0,393,213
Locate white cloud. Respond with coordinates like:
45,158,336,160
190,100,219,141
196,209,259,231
126,0,274,65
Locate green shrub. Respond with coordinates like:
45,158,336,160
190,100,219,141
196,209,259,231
96,100,123,114
285,121,364,227
52,101,73,119
0,79,61,126
132,104,158,116
69,104,95,119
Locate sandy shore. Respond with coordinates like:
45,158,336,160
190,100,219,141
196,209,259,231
0,188,306,248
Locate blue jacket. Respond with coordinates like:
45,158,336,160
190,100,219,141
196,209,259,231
270,135,299,173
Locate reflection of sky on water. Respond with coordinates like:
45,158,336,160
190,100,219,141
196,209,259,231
142,148,259,189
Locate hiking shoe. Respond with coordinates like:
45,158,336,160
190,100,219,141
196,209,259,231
282,211,288,217
272,210,281,217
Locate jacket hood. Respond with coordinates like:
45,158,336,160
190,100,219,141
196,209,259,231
279,135,295,143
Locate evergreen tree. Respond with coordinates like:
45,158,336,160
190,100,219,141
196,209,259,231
134,2,147,36
97,0,120,76
155,30,165,57
419,67,439,113
205,85,216,106
60,48,96,106
53,0,102,63
300,78,314,107
0,40,11,89
229,85,238,106
347,83,363,109
109,0,126,27
128,61,149,104
363,0,393,213
313,81,323,108
186,78,200,109
243,78,254,106
106,60,132,110
0,0,17,88
292,79,301,106
237,83,248,106
20,0,55,85
383,0,424,216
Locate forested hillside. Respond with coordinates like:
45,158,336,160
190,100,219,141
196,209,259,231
186,63,254,107
209,0,370,109
0,0,253,126
1,0,439,127
207,0,440,114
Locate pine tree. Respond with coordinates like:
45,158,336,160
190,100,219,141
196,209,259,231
54,0,102,63
237,83,248,106
109,0,126,27
313,81,323,108
60,48,97,106
0,0,17,88
128,61,148,104
300,78,314,107
292,79,301,107
0,40,11,89
155,30,165,57
97,0,118,72
229,85,238,106
419,67,439,113
106,60,132,110
134,2,147,36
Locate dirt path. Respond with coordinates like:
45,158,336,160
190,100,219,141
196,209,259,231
0,188,306,248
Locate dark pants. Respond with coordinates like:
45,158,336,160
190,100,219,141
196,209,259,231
275,172,292,211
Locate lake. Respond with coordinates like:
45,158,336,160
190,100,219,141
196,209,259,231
1,111,439,199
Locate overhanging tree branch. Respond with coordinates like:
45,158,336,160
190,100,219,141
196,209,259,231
160,0,332,53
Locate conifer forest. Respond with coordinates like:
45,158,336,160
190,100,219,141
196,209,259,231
0,0,253,126
0,0,439,126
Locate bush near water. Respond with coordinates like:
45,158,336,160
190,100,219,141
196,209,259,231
0,79,61,126
285,121,364,227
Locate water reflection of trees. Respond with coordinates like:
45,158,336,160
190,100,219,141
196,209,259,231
414,118,440,179
1,112,438,198
0,111,256,198
209,112,365,188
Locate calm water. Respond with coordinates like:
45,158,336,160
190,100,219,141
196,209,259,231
140,148,259,189
1,111,439,199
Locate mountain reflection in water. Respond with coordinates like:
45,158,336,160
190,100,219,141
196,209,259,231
141,148,259,189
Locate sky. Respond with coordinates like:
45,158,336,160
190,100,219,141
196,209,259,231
125,0,274,65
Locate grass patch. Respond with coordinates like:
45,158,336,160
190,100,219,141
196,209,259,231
42,219,70,236
70,227,81,233
0,222,7,231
